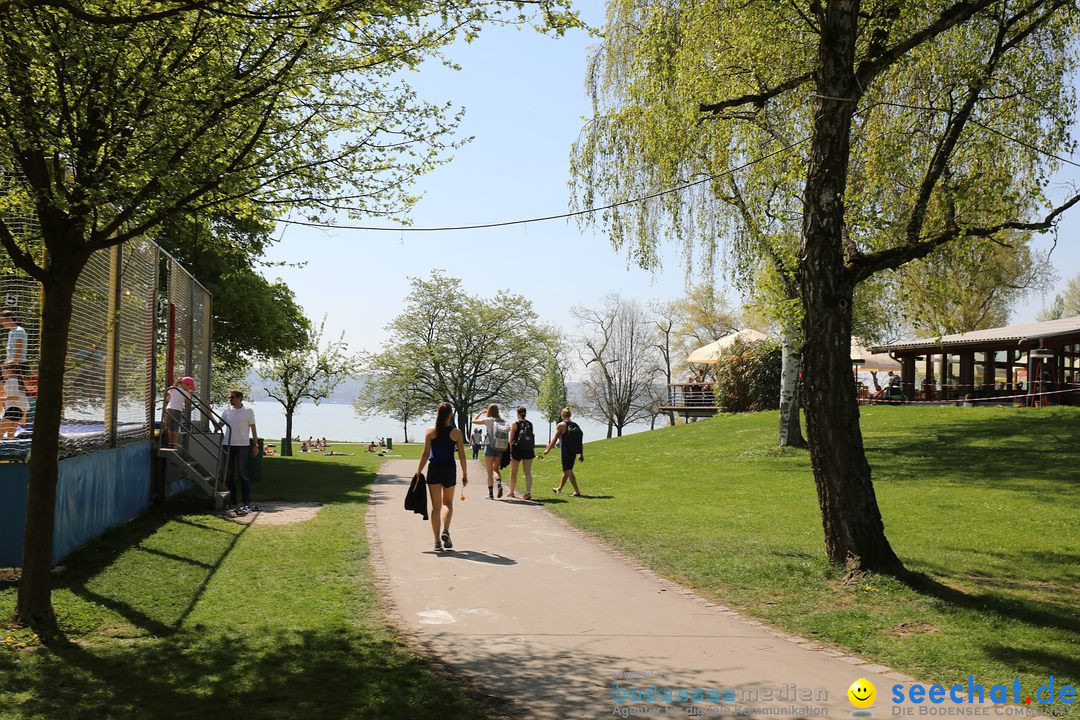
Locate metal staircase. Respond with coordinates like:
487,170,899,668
157,387,231,509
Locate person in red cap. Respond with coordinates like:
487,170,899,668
164,376,196,448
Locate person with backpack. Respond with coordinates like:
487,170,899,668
473,403,510,499
507,406,536,500
543,406,583,496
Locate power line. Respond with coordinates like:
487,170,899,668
868,99,1080,170
272,137,809,233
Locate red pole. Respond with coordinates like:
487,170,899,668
166,303,176,387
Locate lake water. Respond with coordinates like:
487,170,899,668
249,401,652,444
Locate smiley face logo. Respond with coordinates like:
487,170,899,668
848,678,876,709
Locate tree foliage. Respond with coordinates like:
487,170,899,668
258,320,357,456
368,272,559,433
0,0,578,622
153,212,309,371
887,236,1050,335
572,0,1079,570
535,353,568,441
353,370,425,444
1037,271,1080,320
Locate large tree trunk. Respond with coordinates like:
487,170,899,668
402,417,409,445
15,276,77,624
799,0,901,572
779,321,807,448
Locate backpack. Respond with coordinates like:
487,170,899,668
561,420,583,454
489,418,510,451
513,419,534,450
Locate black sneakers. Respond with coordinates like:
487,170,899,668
441,530,452,549
496,481,503,498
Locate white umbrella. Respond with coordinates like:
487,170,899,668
850,338,901,373
686,329,769,364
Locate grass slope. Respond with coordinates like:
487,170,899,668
529,405,1079,698
0,450,487,720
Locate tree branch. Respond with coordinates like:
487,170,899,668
699,71,814,114
854,0,997,87
849,192,1080,283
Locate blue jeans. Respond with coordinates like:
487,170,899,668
227,445,251,506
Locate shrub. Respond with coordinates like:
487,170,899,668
713,339,781,412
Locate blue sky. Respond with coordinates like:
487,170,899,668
264,2,1080,366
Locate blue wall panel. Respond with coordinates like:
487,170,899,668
0,464,29,566
53,441,151,562
0,441,151,567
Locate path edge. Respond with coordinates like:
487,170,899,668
365,462,527,719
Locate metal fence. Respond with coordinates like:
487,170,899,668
0,238,211,457
164,253,213,427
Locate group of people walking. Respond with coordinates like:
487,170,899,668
414,402,585,552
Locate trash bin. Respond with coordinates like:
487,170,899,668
250,438,264,484
385,437,393,450
280,437,292,456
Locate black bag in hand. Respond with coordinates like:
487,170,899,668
405,472,428,520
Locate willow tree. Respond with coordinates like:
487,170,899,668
0,0,577,624
572,0,1079,571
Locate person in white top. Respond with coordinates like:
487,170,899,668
1,359,29,438
164,376,196,448
220,388,260,517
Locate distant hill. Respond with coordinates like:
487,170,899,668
246,371,589,408
245,372,365,405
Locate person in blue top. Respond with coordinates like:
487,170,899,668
416,401,468,552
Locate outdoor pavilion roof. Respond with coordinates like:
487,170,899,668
872,315,1080,354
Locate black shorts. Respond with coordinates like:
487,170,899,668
165,408,182,433
561,449,577,472
4,406,23,422
510,446,535,461
425,463,456,488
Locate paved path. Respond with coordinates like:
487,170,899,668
369,459,916,719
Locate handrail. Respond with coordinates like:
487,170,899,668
666,382,718,408
159,386,229,493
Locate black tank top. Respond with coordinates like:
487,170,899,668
429,424,455,465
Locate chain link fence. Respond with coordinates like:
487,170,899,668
0,230,210,456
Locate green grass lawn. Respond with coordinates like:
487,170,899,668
0,451,488,720
528,405,1080,702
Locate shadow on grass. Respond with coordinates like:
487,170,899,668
984,645,1080,683
4,627,483,720
258,455,376,506
893,568,1079,639
867,410,1080,493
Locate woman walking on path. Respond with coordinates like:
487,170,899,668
473,403,510,499
417,402,468,551
508,406,536,500
543,407,583,497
